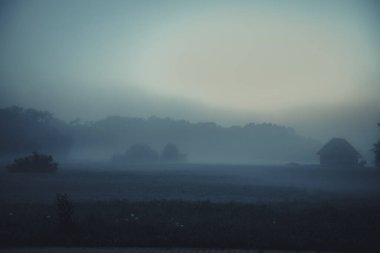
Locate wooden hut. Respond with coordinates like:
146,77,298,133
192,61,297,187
317,138,360,167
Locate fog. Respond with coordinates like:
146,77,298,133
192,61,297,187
0,0,380,188
1,0,380,164
1,78,378,163
1,2,380,251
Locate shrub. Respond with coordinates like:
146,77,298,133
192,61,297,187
7,152,58,172
113,144,159,164
160,143,186,163
56,193,74,231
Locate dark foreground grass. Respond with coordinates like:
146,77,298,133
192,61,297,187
1,199,380,252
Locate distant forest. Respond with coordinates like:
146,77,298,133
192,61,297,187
0,106,320,164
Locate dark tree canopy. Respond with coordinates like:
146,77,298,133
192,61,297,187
72,115,319,163
7,152,58,172
160,143,186,162
113,144,159,164
0,107,71,157
0,106,321,163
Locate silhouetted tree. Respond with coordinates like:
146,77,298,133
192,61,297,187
7,152,58,172
113,144,159,164
160,143,186,162
374,123,380,168
0,107,71,157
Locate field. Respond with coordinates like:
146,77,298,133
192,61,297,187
1,163,379,203
1,163,380,252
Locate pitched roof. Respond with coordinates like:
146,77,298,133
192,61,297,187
317,138,360,157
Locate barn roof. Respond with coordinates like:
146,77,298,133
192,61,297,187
317,138,360,157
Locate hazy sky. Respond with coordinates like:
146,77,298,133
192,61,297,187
0,0,379,150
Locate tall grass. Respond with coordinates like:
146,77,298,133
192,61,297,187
1,199,379,251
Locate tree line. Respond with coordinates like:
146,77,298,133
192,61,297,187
112,143,186,164
1,106,379,166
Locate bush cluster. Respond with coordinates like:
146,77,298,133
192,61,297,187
113,144,186,164
7,152,58,172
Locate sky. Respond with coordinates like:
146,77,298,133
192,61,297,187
0,0,379,152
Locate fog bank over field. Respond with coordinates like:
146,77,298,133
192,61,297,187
0,106,321,164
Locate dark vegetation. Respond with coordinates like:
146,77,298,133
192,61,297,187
112,144,186,164
1,164,379,251
0,106,320,163
69,116,320,163
7,152,57,173
1,199,379,252
160,143,186,163
112,144,159,164
1,106,379,251
55,193,73,231
0,107,71,158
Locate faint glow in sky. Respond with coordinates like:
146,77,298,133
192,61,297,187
0,0,379,156
131,2,379,113
0,0,379,116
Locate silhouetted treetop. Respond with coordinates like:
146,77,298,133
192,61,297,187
113,144,159,164
7,152,58,172
0,107,71,156
59,114,321,162
160,143,186,163
0,106,320,163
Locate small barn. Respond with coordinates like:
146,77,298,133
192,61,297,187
317,138,360,167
